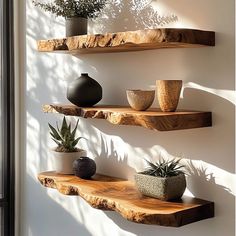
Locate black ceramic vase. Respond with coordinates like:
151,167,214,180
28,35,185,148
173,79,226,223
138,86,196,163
73,157,96,179
67,73,102,107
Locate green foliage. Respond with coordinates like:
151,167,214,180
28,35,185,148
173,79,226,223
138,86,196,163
141,158,185,178
32,0,107,18
49,116,83,152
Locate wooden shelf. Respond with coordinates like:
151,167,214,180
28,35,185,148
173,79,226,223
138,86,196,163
38,171,214,227
37,28,215,55
43,104,212,131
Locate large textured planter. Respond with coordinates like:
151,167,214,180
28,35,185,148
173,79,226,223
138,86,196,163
134,173,186,201
65,17,87,37
52,149,87,174
156,80,182,112
67,73,102,107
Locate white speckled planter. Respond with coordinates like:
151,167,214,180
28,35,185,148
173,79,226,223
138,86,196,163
134,173,186,201
51,149,87,174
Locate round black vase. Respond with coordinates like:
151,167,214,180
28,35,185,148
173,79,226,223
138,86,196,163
73,157,96,179
67,73,102,107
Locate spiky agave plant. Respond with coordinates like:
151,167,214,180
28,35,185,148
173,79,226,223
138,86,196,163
141,158,185,178
48,116,83,152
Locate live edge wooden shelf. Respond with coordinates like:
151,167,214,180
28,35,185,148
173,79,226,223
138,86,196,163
43,104,212,131
38,171,214,227
37,28,215,55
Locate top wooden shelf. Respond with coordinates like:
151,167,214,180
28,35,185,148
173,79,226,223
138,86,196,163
37,28,215,55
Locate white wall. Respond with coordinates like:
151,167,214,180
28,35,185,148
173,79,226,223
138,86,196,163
21,0,235,235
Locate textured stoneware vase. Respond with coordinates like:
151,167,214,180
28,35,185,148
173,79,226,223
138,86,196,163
67,73,102,107
134,173,186,201
126,90,155,111
66,17,87,37
157,80,182,112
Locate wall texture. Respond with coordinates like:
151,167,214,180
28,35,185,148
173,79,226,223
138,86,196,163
22,0,235,235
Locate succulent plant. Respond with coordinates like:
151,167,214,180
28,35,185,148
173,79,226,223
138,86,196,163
140,158,185,178
48,116,83,152
32,0,107,19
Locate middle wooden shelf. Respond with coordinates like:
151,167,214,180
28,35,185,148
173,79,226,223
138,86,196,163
43,104,212,131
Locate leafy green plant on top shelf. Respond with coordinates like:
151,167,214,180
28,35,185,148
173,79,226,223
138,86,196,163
32,0,108,36
32,0,107,18
134,158,186,201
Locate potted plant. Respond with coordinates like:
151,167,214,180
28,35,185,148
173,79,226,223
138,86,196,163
32,0,107,36
134,158,186,201
48,116,86,174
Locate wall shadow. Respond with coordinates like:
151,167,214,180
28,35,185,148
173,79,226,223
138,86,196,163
25,174,92,236
90,0,178,33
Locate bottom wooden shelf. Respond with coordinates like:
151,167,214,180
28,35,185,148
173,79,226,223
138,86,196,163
38,172,214,227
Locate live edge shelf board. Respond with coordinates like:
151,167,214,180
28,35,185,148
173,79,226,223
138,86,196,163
38,171,214,227
43,104,212,131
37,28,215,54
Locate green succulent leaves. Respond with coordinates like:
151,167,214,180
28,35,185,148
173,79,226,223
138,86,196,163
141,158,185,178
49,116,82,152
32,0,107,18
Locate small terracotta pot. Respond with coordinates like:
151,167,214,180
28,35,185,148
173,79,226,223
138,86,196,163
156,80,182,112
126,90,155,111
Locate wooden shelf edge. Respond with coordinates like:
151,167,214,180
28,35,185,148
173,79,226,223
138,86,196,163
43,104,212,131
38,171,214,227
37,28,215,54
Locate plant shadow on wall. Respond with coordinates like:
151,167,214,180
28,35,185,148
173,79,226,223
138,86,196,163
95,136,136,178
185,160,232,197
90,0,178,33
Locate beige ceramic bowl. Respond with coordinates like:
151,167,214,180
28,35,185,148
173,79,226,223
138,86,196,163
126,90,155,111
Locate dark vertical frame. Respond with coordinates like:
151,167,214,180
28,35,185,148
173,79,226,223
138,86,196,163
1,0,15,235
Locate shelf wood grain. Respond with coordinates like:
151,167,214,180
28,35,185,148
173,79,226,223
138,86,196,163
43,104,212,131
37,28,215,54
38,171,214,227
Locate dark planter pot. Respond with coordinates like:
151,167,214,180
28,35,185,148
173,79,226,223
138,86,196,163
73,157,96,179
67,73,102,107
66,17,87,37
134,173,186,201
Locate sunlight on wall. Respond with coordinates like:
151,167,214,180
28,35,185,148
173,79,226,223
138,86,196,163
23,0,235,235
183,82,236,105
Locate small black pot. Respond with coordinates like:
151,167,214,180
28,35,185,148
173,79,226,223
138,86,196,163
67,73,102,107
73,157,96,179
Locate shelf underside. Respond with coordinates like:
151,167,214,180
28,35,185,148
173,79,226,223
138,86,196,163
38,171,214,227
37,28,215,54
43,104,212,131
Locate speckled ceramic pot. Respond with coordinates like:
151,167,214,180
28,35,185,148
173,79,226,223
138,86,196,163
134,173,186,201
126,90,155,111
